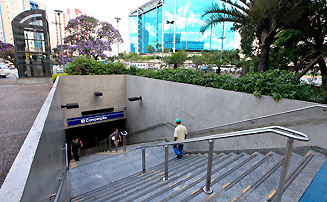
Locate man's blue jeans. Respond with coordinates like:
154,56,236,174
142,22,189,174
173,144,184,158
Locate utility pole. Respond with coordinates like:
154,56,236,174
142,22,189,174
166,20,174,53
54,10,64,66
115,17,121,61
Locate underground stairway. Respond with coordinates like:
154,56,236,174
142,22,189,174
70,144,326,202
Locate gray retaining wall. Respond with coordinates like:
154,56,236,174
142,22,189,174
125,75,327,152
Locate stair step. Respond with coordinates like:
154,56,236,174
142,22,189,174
71,153,200,202
121,153,231,202
203,152,277,202
186,152,265,202
70,150,327,202
282,150,326,202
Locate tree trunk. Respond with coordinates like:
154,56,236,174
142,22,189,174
318,58,327,87
258,43,270,72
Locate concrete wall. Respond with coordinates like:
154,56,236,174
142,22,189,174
60,75,126,129
125,76,327,152
0,78,66,201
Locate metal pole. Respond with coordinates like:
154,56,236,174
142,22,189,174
109,138,112,152
163,145,169,181
203,140,214,194
117,20,119,61
123,135,126,153
115,17,121,60
276,139,294,202
65,143,68,170
142,148,146,174
57,13,64,65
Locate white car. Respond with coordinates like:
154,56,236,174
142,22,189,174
0,64,11,78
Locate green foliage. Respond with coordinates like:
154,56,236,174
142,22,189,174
164,50,188,68
65,56,327,103
52,73,68,83
163,48,169,53
146,45,155,54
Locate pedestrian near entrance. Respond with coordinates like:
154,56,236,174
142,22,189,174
110,129,122,152
173,118,187,159
71,136,83,161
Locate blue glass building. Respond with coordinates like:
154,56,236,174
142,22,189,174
129,0,238,53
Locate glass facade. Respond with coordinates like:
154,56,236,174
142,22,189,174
129,0,236,53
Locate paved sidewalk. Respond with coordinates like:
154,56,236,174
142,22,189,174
0,77,52,187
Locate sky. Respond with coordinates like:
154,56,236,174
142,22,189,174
38,0,151,55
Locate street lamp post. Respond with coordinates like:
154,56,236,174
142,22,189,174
54,10,64,66
115,17,121,61
166,20,174,53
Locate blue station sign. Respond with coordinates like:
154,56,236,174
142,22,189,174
67,111,125,127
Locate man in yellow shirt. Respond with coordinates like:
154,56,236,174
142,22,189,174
173,118,187,159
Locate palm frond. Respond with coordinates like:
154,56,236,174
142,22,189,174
224,0,250,13
238,0,253,8
200,14,246,33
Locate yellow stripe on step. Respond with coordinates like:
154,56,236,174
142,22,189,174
243,185,251,193
191,188,200,195
268,190,277,198
222,182,230,189
207,192,217,200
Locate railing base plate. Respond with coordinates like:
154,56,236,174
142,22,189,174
203,186,213,194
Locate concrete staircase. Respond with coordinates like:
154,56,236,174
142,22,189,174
70,149,325,202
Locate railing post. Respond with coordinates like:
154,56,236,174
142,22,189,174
142,148,146,174
203,139,214,194
121,131,128,153
276,138,294,202
65,143,68,170
109,138,112,152
163,145,169,181
123,135,127,153
104,139,107,152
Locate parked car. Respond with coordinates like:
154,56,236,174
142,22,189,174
0,64,11,78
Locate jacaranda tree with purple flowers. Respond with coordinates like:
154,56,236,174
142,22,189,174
61,15,122,64
0,41,15,64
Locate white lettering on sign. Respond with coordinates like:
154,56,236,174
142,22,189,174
80,116,108,124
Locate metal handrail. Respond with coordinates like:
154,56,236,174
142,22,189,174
127,105,326,139
129,122,175,135
137,126,309,149
138,126,310,202
189,104,327,136
99,131,128,153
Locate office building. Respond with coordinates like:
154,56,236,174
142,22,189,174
0,0,45,45
51,8,84,47
129,0,240,53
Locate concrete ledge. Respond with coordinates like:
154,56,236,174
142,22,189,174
18,77,52,85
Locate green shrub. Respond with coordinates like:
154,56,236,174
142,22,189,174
52,73,68,83
64,57,326,103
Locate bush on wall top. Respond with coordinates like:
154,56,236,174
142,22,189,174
64,57,327,103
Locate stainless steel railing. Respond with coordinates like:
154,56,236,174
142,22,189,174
129,122,175,135
126,105,326,139
137,126,310,202
99,131,128,153
189,104,327,136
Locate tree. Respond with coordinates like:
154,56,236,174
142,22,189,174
164,50,188,68
146,45,155,53
289,0,327,85
163,47,169,53
0,41,15,64
201,0,308,72
63,15,122,63
155,43,161,52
